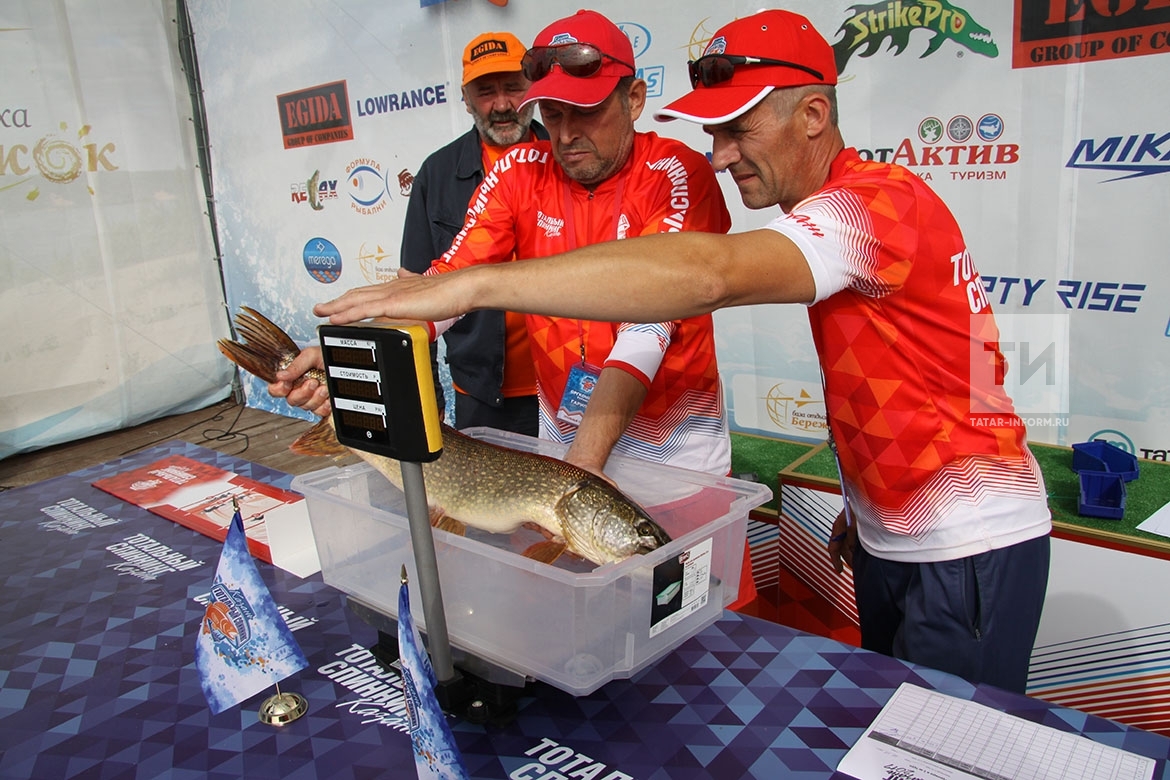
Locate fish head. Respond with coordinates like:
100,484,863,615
557,479,672,565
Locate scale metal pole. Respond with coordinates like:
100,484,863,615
400,460,455,683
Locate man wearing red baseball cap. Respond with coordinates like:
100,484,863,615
649,11,1050,695
285,10,760,609
317,8,1052,689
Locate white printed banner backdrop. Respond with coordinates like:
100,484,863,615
0,1,233,459
188,0,1169,459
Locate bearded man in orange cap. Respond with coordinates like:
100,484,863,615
399,31,546,437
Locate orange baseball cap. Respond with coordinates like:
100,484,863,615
462,32,527,86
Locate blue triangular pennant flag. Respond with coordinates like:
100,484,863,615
195,509,309,715
399,576,469,779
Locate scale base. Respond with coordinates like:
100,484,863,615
348,596,532,726
369,631,530,726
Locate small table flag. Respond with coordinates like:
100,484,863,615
196,508,309,715
399,568,469,779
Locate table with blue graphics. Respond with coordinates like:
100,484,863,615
3,441,1169,780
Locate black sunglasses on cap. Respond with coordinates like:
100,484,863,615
688,54,825,88
521,43,635,82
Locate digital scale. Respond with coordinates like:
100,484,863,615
317,321,522,722
317,322,443,462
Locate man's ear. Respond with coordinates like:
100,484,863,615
802,91,831,137
626,78,647,122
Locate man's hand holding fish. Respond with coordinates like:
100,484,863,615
269,347,332,417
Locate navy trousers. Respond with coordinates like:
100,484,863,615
454,392,539,438
852,534,1051,693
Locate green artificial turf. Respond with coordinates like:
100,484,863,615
729,432,816,512
1030,442,1170,541
729,433,1170,543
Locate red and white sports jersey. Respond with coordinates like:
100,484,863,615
768,148,1051,561
429,132,733,474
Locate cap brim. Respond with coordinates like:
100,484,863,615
653,85,773,125
519,71,619,110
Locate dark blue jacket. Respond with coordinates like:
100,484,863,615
400,122,547,408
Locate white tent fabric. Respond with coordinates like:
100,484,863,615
0,0,232,459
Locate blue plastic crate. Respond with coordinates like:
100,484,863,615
1071,440,1140,482
1078,470,1127,520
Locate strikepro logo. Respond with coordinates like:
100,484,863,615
833,0,999,74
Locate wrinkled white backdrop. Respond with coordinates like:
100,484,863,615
0,0,231,459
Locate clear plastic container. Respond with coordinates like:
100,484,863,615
291,428,771,695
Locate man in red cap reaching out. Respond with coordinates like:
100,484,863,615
274,9,758,609
313,9,1052,691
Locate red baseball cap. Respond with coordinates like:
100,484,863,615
519,9,636,110
655,10,837,125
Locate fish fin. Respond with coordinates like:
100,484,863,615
290,417,349,456
522,541,567,565
217,307,301,384
431,511,466,536
520,521,557,541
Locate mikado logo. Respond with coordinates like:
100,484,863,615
1,119,118,200
1066,130,1170,182
833,0,999,74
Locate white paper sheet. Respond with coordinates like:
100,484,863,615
1135,501,1170,539
838,683,1154,780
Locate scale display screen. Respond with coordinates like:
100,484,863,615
318,323,442,462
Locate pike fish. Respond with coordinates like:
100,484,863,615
217,307,672,566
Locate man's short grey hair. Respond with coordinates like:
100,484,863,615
768,84,838,127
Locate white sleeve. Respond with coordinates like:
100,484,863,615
762,188,883,305
604,323,673,384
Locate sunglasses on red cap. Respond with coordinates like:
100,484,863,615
521,43,635,82
688,54,825,88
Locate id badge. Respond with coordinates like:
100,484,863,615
556,363,602,426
